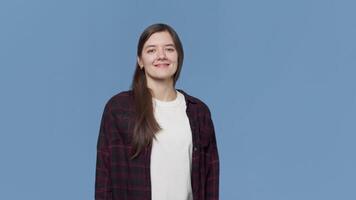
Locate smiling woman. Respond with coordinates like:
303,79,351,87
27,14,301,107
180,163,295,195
137,31,180,93
95,23,220,200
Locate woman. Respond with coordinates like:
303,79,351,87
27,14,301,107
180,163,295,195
95,23,219,200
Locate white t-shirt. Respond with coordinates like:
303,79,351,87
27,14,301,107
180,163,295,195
150,90,193,200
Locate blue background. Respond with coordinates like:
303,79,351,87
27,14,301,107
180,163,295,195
1,0,355,199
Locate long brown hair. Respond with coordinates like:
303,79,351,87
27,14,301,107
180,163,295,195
130,23,184,159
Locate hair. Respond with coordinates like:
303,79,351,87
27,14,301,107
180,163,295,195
130,23,184,159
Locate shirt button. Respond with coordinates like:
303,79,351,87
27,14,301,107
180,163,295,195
194,147,198,151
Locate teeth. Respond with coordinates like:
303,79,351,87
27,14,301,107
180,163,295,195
156,64,168,67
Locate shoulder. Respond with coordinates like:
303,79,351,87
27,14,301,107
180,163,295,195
178,89,212,116
104,90,134,112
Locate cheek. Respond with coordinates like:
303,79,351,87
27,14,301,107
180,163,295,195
141,55,154,64
169,54,179,63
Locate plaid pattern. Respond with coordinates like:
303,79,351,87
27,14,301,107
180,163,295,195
95,89,219,200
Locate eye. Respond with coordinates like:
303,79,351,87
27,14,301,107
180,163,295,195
147,49,156,53
166,48,175,52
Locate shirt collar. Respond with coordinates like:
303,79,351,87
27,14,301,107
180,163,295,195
127,89,198,104
177,89,198,104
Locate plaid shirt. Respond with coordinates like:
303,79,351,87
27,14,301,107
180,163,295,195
95,89,219,200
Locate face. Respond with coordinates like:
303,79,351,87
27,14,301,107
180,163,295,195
138,31,178,85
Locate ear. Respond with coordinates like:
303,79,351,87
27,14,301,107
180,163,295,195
137,56,143,69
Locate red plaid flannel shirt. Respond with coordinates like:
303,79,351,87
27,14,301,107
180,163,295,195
95,89,219,200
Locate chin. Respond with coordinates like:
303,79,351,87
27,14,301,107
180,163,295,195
152,72,175,79
155,76,174,81
150,74,175,81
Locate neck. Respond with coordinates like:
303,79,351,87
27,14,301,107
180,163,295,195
147,79,177,102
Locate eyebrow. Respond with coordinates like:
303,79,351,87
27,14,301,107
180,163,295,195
144,44,175,49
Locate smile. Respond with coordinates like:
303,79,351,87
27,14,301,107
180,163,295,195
154,64,170,68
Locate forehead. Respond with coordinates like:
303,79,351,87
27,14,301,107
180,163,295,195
144,31,174,47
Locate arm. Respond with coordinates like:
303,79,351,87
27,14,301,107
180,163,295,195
95,103,113,200
205,109,220,200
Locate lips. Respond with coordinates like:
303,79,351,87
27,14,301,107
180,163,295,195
154,63,170,68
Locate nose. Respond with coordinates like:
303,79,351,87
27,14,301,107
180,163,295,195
157,48,167,59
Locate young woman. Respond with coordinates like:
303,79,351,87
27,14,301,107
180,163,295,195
95,23,219,200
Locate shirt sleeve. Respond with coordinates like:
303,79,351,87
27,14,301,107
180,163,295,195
205,109,220,200
95,103,113,200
